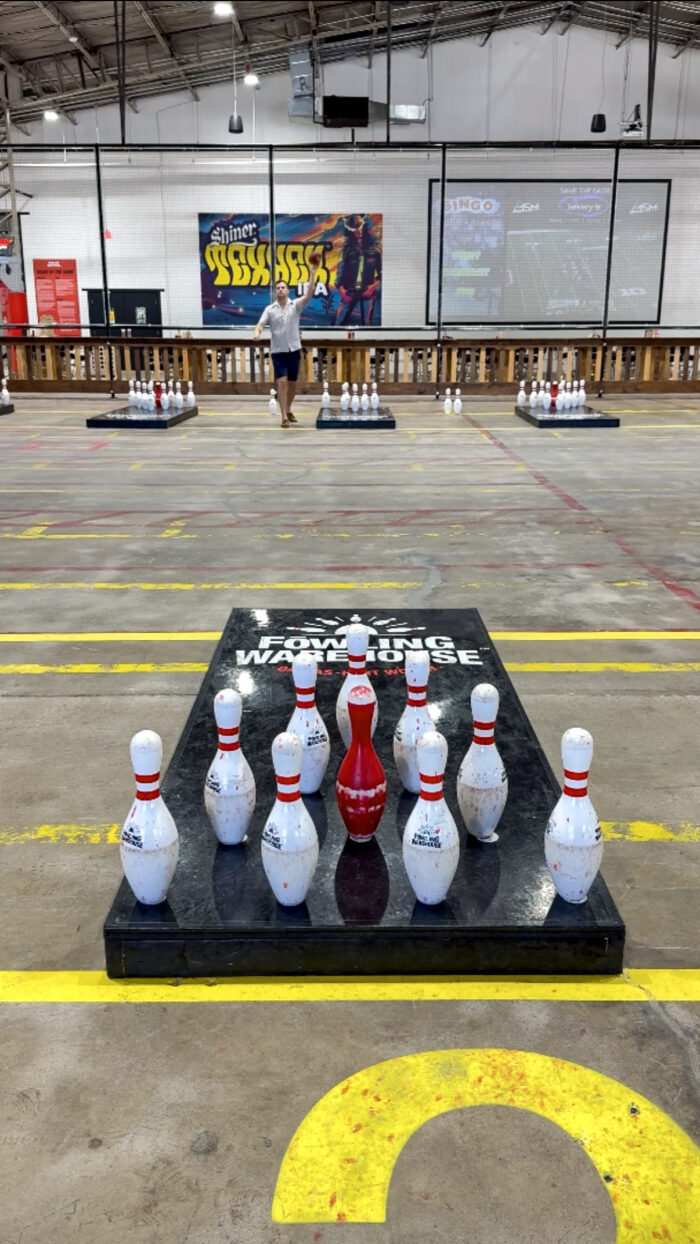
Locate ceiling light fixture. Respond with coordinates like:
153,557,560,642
244,64,259,87
43,108,60,121
214,1,234,16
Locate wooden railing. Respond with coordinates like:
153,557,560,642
3,334,700,394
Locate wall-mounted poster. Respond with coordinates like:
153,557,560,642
33,258,80,335
427,180,670,325
199,213,382,327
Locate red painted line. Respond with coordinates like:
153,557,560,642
88,441,110,451
462,413,700,614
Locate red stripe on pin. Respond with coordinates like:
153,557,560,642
277,774,300,786
420,789,443,802
135,772,160,784
219,741,240,751
136,788,160,801
563,785,587,797
408,684,428,694
218,726,239,737
563,769,588,780
277,790,301,803
419,772,442,785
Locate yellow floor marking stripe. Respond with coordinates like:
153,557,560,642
1,660,698,675
0,580,420,592
272,1049,700,1230
0,969,699,1004
1,819,698,846
508,661,700,673
2,629,699,644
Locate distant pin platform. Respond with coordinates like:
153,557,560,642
104,607,624,979
0,402,15,416
86,404,198,429
317,405,395,429
516,404,620,428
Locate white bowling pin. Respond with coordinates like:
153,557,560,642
340,390,349,411
361,383,369,412
529,381,537,408
517,379,527,408
545,728,603,904
321,381,330,408
269,388,277,415
403,731,460,906
204,689,256,845
186,380,196,408
128,379,136,406
370,382,379,410
578,379,586,407
351,383,360,413
542,381,551,408
147,387,156,412
572,380,579,405
120,730,179,905
393,650,434,793
261,732,319,906
453,387,462,415
563,381,572,408
1,377,10,405
287,653,330,794
443,387,452,415
456,683,508,843
160,387,169,412
336,621,378,747
175,381,183,410
168,379,175,404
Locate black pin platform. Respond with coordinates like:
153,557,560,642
104,608,625,977
316,406,395,429
0,402,15,416
86,405,198,429
515,404,620,428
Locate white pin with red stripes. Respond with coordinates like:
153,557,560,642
336,620,378,748
393,649,434,793
120,730,179,904
261,732,319,906
204,689,256,844
402,730,460,905
544,727,603,903
456,683,508,843
286,652,330,794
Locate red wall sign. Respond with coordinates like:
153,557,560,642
33,258,80,336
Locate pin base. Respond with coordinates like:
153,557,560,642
103,607,625,978
86,404,198,429
0,402,15,416
515,404,620,428
317,405,396,429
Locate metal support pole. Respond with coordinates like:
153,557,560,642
94,145,116,397
268,145,276,296
386,0,392,144
647,0,659,144
599,143,621,396
435,142,447,383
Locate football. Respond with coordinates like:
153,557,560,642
308,250,322,265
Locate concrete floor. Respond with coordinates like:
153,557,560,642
1,392,699,1242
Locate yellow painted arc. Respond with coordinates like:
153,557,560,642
0,660,699,676
271,1048,700,1233
0,580,421,592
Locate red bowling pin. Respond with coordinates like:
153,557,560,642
336,684,387,842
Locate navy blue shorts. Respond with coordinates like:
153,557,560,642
271,349,301,382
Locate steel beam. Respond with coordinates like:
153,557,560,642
133,0,200,101
34,1,108,82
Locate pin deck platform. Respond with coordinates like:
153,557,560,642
515,404,620,428
104,607,625,978
316,405,396,429
0,402,15,416
86,404,198,429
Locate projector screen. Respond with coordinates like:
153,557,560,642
427,179,670,325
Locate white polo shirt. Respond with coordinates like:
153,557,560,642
260,298,303,353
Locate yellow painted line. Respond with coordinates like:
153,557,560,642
1,659,699,676
0,632,221,643
508,661,700,673
2,819,699,846
2,628,699,644
493,630,700,641
0,580,420,592
272,1049,700,1231
1,969,700,1004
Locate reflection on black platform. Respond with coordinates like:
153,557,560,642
410,898,458,926
335,837,390,923
463,831,502,915
211,840,250,920
303,792,329,849
276,900,312,926
127,897,178,924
